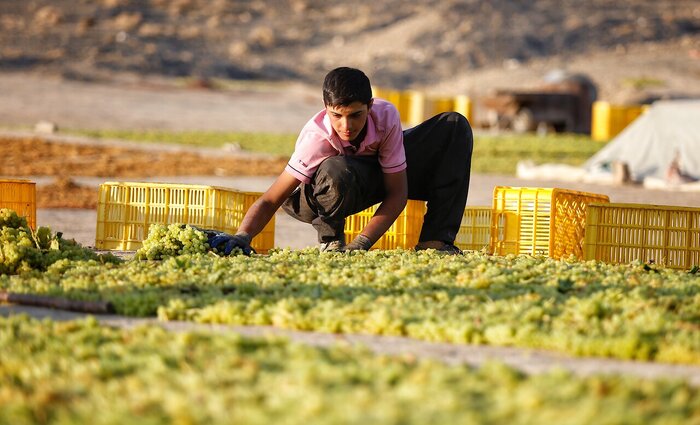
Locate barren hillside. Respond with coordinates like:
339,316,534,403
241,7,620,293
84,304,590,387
1,0,699,102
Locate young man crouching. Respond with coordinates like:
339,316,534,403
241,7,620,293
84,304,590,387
211,67,473,254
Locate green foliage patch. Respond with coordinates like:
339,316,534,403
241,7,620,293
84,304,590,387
68,129,297,157
472,133,603,174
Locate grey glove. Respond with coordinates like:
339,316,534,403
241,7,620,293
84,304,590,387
207,231,254,256
343,234,373,252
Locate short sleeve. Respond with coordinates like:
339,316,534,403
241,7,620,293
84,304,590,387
377,106,406,173
285,127,339,184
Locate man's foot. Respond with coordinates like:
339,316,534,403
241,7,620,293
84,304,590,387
319,239,346,252
415,240,462,255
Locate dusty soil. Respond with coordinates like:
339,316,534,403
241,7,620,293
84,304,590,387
0,72,321,133
2,136,286,177
1,135,287,209
8,130,700,211
1,0,699,104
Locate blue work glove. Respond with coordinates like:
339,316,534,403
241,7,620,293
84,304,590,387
208,231,255,256
342,234,373,252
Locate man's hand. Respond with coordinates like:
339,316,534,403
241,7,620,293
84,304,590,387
208,231,255,256
343,234,373,252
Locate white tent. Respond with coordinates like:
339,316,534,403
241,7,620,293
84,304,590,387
584,100,700,182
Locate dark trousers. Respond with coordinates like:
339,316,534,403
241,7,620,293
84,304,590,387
282,112,473,244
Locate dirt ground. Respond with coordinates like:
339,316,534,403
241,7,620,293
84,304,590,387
2,71,700,212
5,131,700,212
1,70,698,250
5,125,700,251
1,134,288,209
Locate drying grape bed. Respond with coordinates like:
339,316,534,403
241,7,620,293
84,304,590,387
2,214,700,423
1,315,699,425
2,232,699,364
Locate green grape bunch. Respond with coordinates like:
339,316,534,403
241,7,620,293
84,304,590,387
0,225,41,274
0,208,28,230
0,208,120,275
135,224,209,261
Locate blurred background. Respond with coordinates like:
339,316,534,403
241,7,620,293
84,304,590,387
1,1,699,103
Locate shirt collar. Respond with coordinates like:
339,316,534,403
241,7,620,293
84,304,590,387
322,111,377,153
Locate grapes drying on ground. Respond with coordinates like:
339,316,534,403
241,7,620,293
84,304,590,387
1,315,699,425
0,208,121,275
3,241,699,364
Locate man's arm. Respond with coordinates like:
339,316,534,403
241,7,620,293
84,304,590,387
354,170,408,246
238,171,301,237
208,171,300,255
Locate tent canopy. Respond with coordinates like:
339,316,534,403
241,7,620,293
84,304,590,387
584,100,700,182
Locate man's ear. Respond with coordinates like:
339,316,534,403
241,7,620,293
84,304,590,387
367,98,374,109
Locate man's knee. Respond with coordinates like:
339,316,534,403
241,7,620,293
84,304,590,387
438,112,473,153
442,111,466,123
316,156,347,177
447,111,471,131
314,157,353,190
311,156,355,212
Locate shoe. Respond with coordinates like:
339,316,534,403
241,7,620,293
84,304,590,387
415,241,463,255
319,238,345,252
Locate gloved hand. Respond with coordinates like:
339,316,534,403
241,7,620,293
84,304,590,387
342,234,373,252
208,231,255,256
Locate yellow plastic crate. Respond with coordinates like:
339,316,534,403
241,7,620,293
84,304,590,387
345,200,426,249
373,88,409,123
0,179,36,229
95,182,274,253
584,203,700,270
591,101,648,141
491,187,610,259
428,96,455,116
455,207,492,251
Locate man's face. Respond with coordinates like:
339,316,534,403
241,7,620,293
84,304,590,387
326,100,372,143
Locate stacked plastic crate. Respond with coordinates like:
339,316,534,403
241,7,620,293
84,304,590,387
0,179,36,229
95,182,275,253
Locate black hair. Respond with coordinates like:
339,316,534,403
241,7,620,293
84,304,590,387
322,67,373,107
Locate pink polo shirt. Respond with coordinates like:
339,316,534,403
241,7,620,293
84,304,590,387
285,99,406,184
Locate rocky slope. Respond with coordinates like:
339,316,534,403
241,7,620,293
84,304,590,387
1,0,699,102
